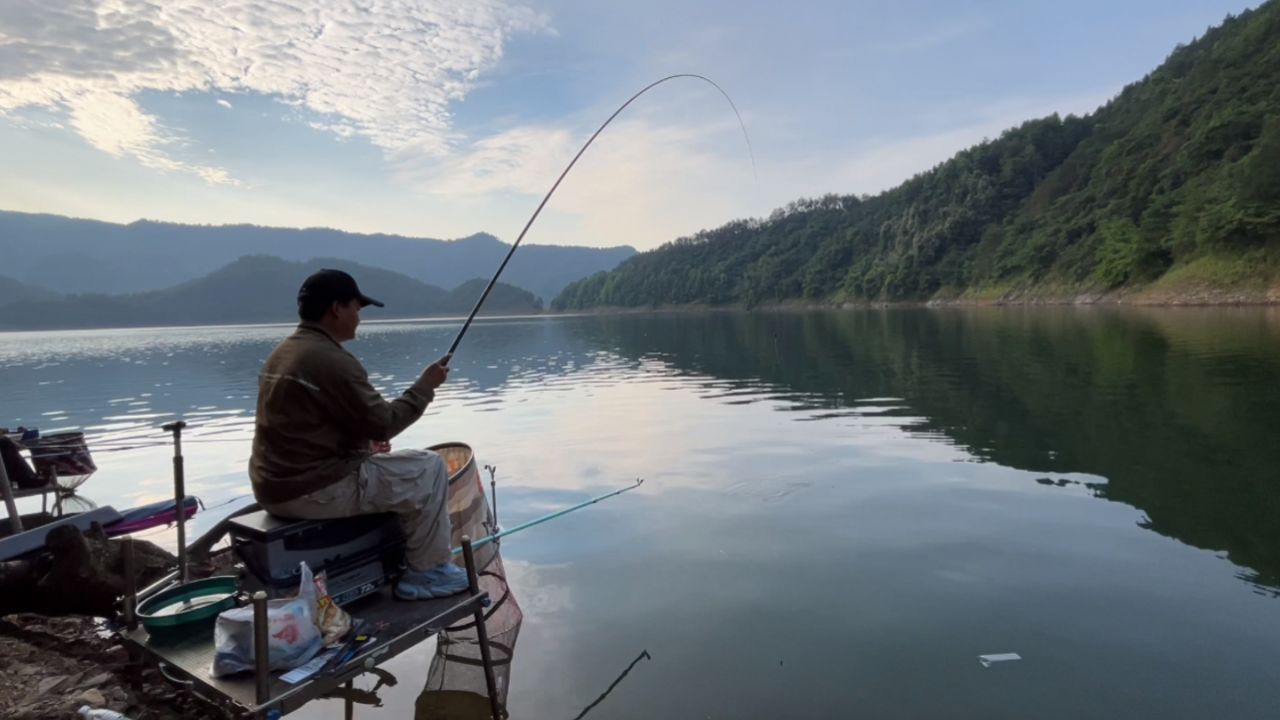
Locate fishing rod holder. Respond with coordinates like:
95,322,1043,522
484,464,499,538
163,420,190,583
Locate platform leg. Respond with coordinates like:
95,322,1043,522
253,591,271,706
123,536,138,630
344,679,354,720
163,421,189,584
461,536,503,720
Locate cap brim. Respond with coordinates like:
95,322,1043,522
359,294,385,308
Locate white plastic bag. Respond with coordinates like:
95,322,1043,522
210,563,324,677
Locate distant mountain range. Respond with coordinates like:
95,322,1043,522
0,210,635,303
0,274,59,307
0,255,543,330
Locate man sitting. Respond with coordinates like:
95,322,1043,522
249,268,466,600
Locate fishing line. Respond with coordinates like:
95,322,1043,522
446,73,755,360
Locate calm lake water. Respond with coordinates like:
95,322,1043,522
3,308,1279,719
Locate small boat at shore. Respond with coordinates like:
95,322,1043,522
105,495,200,537
0,496,200,561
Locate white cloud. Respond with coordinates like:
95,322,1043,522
0,0,547,183
57,88,235,184
409,87,1119,250
0,2,1126,253
413,115,758,248
417,125,578,197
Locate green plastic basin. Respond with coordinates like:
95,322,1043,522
137,576,239,645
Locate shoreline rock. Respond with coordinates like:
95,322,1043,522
0,614,223,720
1,526,173,617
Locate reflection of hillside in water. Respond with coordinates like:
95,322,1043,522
571,309,1280,592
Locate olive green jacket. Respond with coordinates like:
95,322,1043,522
249,322,434,504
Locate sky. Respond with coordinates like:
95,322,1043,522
0,0,1264,251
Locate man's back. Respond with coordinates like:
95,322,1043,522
250,322,369,504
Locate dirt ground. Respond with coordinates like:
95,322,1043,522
0,613,227,720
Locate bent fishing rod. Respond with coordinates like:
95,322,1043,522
444,73,755,361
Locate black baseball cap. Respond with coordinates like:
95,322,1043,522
297,269,384,308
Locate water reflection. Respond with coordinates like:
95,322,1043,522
5,311,1278,594
568,649,652,720
4,310,1280,718
570,308,1280,591
0,317,620,507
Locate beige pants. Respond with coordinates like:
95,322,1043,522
262,449,452,571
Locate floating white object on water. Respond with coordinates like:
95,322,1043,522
978,653,1022,667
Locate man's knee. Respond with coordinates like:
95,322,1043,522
404,450,448,500
411,450,448,483
363,450,446,510
389,448,443,467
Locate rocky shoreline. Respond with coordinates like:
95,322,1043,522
0,524,226,719
553,281,1280,315
0,614,223,720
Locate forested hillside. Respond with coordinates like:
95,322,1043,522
555,3,1280,309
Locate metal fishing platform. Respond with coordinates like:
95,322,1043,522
119,575,493,718
116,432,506,719
113,428,634,718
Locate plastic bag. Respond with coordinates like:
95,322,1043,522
313,570,352,646
210,563,324,677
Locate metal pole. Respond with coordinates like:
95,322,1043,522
462,536,503,720
136,569,179,605
0,451,21,534
123,536,138,631
163,421,188,583
253,590,271,706
487,465,499,533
